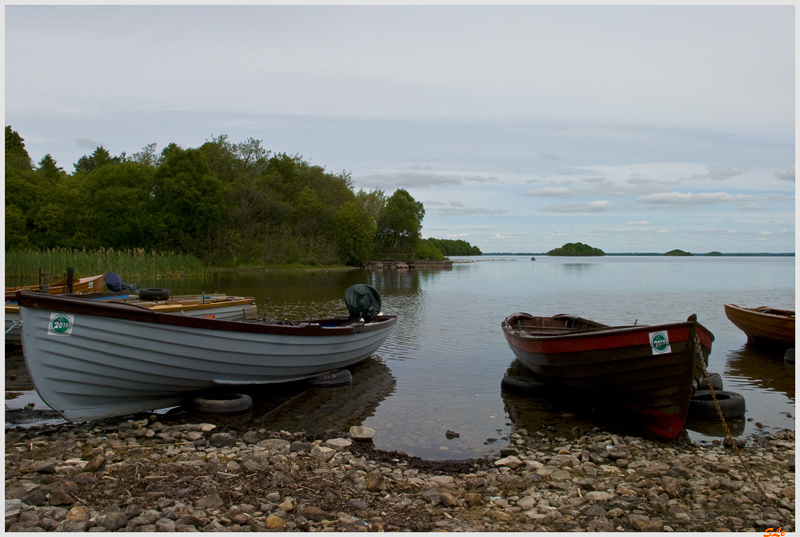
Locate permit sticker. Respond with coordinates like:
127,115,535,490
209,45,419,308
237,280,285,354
649,331,671,355
48,313,74,336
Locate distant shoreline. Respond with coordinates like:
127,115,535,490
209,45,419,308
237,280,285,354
479,252,795,257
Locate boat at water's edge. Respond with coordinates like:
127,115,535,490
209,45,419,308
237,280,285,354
724,304,795,346
501,312,714,440
6,273,106,295
6,293,257,343
17,290,396,422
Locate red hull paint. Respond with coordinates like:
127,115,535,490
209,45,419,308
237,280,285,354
501,313,714,440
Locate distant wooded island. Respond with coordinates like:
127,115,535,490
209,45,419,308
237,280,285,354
547,242,605,256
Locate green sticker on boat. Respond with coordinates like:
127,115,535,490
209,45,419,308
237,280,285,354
48,313,74,336
649,330,671,354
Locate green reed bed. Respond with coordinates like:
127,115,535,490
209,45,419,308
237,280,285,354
5,248,208,282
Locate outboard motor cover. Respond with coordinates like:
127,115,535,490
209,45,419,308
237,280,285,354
345,284,382,323
105,272,139,293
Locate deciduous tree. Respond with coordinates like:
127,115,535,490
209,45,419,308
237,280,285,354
374,189,424,258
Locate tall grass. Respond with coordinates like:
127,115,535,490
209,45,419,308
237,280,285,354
5,248,208,282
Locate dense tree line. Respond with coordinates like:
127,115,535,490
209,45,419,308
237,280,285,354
547,242,606,256
5,127,431,266
425,238,481,256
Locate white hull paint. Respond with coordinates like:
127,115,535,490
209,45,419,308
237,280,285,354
19,295,395,421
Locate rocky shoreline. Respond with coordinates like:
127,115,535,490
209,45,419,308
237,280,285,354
5,413,795,533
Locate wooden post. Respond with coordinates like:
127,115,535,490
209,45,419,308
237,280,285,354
39,268,48,293
66,267,74,294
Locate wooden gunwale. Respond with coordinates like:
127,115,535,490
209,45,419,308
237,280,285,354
16,290,396,336
724,303,795,343
6,274,106,295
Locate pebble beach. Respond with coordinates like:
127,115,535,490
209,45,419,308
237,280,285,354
4,412,795,532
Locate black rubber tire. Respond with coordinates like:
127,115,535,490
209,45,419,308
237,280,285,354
308,369,353,387
138,288,170,301
698,372,723,391
191,393,253,414
689,390,746,421
500,374,549,395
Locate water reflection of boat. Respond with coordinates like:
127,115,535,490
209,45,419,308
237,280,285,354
17,289,397,422
684,416,745,438
500,360,655,440
726,343,795,401
724,304,795,347
501,312,714,440
239,356,397,435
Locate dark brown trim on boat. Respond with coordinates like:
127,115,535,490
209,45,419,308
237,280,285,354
16,290,397,337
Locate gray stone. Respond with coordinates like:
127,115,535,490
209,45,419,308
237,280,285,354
102,512,128,531
208,433,236,448
195,493,224,509
32,460,58,474
156,517,177,531
348,498,369,510
301,505,332,522
349,426,376,441
290,441,313,452
83,455,107,472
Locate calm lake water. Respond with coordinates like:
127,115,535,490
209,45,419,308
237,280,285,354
6,256,795,460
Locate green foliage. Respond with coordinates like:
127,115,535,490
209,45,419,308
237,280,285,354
374,189,425,258
705,251,723,256
36,154,64,181
73,146,124,174
355,188,387,222
6,126,32,171
4,126,426,269
664,249,693,256
415,239,445,261
425,238,482,256
547,242,606,256
84,161,160,249
6,248,206,280
5,204,28,249
335,201,376,265
152,146,226,257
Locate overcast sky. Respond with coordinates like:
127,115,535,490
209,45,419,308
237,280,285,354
5,4,795,253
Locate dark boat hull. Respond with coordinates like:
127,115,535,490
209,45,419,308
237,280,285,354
724,304,795,345
501,313,714,440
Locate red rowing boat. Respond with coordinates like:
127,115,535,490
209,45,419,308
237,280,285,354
501,313,714,440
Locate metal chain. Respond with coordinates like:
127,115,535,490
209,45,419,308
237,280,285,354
694,334,780,513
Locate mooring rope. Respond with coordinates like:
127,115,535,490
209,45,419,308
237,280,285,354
693,334,780,513
5,320,21,335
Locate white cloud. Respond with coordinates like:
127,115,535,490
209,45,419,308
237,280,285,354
356,171,463,189
4,5,794,254
636,191,757,206
775,165,795,182
541,200,613,213
464,175,499,183
436,207,507,216
690,164,745,181
523,187,589,198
